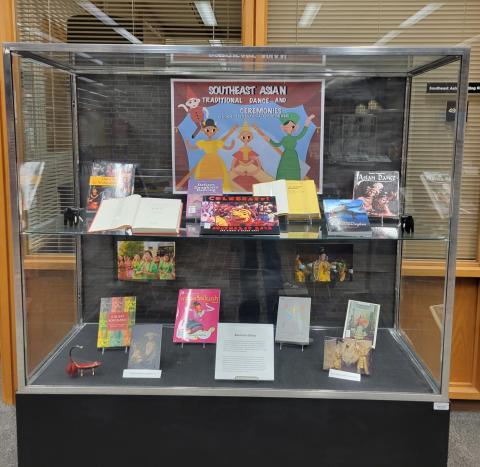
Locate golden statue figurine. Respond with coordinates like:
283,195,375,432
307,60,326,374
333,346,343,370
311,252,331,282
356,342,370,375
294,254,307,283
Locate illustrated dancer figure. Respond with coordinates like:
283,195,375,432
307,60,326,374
229,121,274,191
258,112,315,180
176,301,216,341
185,119,240,192
177,87,208,138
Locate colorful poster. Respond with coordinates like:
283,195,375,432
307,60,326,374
171,79,324,194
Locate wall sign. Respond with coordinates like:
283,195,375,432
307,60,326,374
171,79,325,193
427,82,480,94
445,100,469,122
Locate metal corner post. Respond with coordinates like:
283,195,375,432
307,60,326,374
2,46,26,392
441,49,471,399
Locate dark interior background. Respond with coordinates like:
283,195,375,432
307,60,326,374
77,75,405,328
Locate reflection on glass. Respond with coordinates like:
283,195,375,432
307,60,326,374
19,161,45,211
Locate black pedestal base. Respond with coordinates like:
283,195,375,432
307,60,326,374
16,394,449,467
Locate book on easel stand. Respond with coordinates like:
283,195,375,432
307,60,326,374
275,296,312,351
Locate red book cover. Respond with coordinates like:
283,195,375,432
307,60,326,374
200,195,280,235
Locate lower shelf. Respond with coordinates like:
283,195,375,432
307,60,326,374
29,325,436,397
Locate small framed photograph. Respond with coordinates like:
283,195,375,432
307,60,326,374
343,300,380,348
117,240,176,281
323,337,373,375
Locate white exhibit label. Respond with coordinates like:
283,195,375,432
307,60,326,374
433,402,450,411
215,323,274,381
328,369,361,382
122,369,162,379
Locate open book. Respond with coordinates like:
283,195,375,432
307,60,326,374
88,195,183,234
253,179,320,220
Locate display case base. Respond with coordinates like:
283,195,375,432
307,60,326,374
16,394,449,467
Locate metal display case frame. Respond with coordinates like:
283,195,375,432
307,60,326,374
3,43,470,406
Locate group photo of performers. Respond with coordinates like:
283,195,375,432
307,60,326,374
117,241,176,281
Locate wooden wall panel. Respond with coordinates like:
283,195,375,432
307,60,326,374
450,278,480,399
399,276,445,383
0,0,17,405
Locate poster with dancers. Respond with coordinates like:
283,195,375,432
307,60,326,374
171,79,324,194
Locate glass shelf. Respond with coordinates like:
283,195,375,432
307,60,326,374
22,214,448,242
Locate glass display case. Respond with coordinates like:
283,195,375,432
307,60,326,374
3,44,469,404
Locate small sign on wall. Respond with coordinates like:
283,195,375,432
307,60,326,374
427,82,480,94
445,100,469,122
446,100,456,121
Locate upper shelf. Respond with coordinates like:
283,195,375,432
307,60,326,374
3,44,468,77
22,214,448,242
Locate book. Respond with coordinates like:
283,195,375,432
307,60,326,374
343,299,381,348
353,171,399,218
127,324,163,370
253,179,320,220
323,337,373,375
173,289,221,344
88,195,182,234
200,195,280,235
186,179,223,219
117,240,175,281
87,161,135,213
97,296,136,349
275,297,311,346
323,199,372,237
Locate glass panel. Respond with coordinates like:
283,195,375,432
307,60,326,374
399,242,448,386
14,47,457,76
403,62,460,259
23,235,78,379
8,48,463,397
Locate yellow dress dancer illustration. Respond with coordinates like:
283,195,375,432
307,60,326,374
186,119,239,192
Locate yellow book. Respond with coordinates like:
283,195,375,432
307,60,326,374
253,179,321,219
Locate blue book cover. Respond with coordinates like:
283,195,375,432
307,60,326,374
322,199,371,237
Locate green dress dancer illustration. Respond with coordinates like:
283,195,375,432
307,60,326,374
262,112,315,180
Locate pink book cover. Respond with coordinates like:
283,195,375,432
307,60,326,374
173,289,221,344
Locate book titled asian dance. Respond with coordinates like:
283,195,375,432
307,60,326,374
353,171,399,218
200,195,280,235
173,289,221,344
